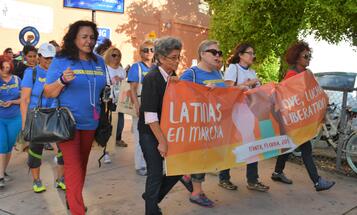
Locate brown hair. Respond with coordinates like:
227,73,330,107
227,43,254,65
285,41,311,66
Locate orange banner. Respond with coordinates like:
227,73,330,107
160,71,328,176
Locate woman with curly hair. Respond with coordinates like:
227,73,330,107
271,41,335,192
44,20,107,215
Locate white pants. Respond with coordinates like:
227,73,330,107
132,116,146,170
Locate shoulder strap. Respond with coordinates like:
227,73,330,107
32,67,37,85
14,75,20,89
190,67,196,83
235,64,239,86
138,62,142,83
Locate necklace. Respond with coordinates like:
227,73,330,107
79,60,99,120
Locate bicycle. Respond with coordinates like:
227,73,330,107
312,102,357,174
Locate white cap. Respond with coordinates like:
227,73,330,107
38,43,56,58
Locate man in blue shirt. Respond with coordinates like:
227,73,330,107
127,40,154,176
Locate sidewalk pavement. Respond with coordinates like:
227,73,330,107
0,120,356,215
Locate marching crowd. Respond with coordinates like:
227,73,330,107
0,20,336,215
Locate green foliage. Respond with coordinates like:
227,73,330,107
207,0,357,82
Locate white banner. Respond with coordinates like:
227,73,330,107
0,0,53,33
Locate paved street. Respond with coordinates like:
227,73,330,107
0,120,356,215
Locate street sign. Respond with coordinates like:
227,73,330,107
97,27,111,45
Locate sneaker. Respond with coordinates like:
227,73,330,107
44,143,54,151
103,154,112,164
315,177,335,192
136,168,147,176
56,177,66,191
179,175,193,192
4,172,13,182
271,172,293,184
189,193,214,208
219,180,238,190
0,178,5,189
247,181,270,192
33,179,46,193
116,140,128,147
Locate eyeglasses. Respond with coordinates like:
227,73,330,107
142,48,154,53
164,55,181,61
111,54,120,58
43,57,53,60
204,49,223,57
302,53,312,60
243,51,256,57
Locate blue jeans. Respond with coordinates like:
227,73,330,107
0,115,21,154
116,113,124,141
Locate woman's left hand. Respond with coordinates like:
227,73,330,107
158,141,168,157
2,101,12,107
168,76,179,83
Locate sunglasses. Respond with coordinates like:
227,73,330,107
302,53,312,60
205,49,223,57
44,57,53,60
111,54,120,58
142,48,154,53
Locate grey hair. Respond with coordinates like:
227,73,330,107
198,40,219,61
154,36,182,60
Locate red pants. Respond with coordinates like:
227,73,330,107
59,130,95,215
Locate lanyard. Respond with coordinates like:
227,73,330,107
79,61,96,108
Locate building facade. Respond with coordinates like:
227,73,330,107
0,0,210,71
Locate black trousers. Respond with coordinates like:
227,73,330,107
246,162,259,183
139,132,181,215
274,141,319,184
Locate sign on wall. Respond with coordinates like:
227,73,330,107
64,0,124,13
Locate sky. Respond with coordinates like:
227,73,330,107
304,35,357,73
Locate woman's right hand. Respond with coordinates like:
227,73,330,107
244,79,260,88
62,67,75,83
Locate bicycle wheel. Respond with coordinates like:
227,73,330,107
345,133,357,174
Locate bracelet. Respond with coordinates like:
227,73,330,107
57,78,65,86
59,74,68,85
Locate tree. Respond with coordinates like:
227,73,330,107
207,0,357,82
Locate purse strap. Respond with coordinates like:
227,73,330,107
37,90,61,108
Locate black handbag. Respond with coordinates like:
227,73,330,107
95,94,113,148
23,92,76,143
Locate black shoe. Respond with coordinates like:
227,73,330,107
179,175,193,192
271,172,293,184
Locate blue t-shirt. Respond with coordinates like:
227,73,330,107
180,66,225,87
22,66,55,109
0,75,21,119
46,56,107,130
127,62,151,83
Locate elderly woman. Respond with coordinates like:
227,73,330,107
138,37,182,215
